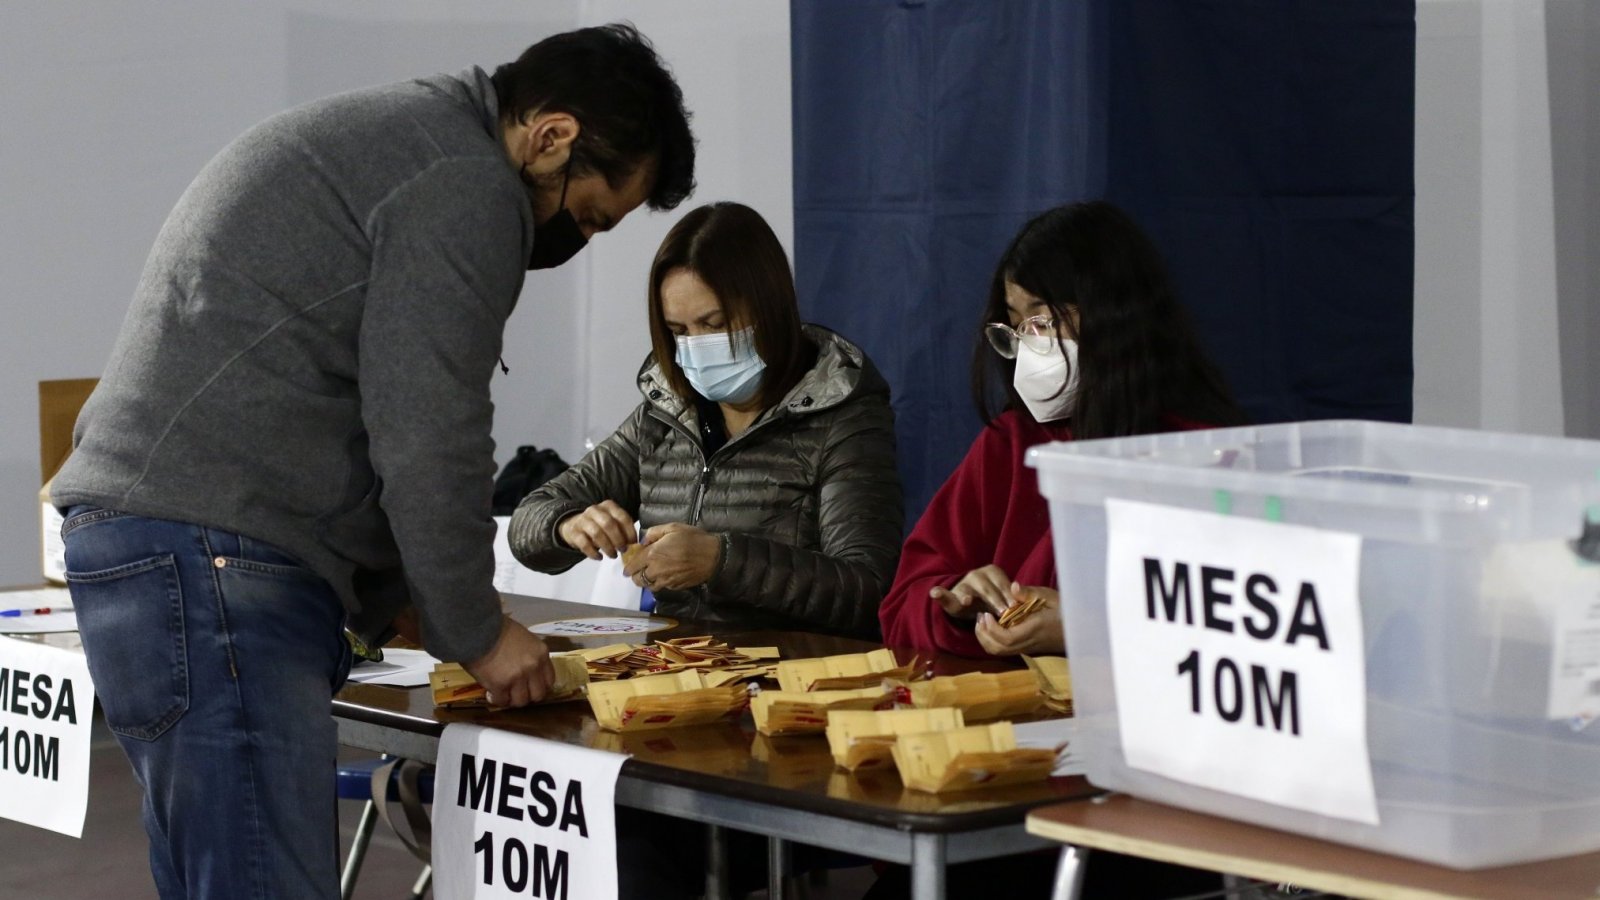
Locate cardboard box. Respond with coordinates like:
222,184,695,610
38,379,97,584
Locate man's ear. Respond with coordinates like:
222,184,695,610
523,111,580,177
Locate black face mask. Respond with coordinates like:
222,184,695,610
526,162,589,270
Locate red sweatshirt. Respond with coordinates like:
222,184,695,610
879,410,1070,657
880,409,1213,657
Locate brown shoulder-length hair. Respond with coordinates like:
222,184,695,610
647,202,813,409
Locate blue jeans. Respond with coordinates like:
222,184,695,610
62,507,353,900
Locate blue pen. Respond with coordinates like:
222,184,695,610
0,607,63,618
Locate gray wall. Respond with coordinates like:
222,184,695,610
1414,0,1598,436
0,0,791,587
1548,0,1600,440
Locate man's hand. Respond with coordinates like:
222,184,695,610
462,616,555,708
930,564,1013,621
557,500,636,560
624,522,720,590
975,586,1064,656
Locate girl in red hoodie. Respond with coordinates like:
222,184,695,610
879,201,1245,658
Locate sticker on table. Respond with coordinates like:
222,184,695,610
434,722,628,900
529,617,677,637
0,636,96,837
1104,499,1378,825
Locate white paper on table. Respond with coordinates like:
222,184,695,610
0,612,78,635
346,648,442,688
434,723,628,900
0,587,73,612
0,636,96,837
1105,499,1378,825
1013,718,1084,777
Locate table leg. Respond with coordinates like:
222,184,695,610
1050,845,1090,900
910,831,947,900
768,835,791,899
705,823,731,900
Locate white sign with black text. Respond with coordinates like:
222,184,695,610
434,723,628,900
0,636,95,837
1105,499,1378,825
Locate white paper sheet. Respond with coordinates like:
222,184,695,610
346,648,442,688
434,723,628,900
1105,499,1378,825
0,636,96,837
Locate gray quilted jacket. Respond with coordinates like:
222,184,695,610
508,325,902,638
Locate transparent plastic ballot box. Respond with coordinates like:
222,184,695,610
1029,419,1600,868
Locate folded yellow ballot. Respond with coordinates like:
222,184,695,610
1022,655,1073,716
775,648,919,693
429,655,589,709
897,670,1044,722
892,721,1058,794
587,669,750,732
751,686,894,736
825,707,965,771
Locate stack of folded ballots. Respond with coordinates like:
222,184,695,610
578,637,779,685
430,654,590,709
587,669,750,732
824,707,965,771
897,669,1045,722
775,648,922,693
751,686,895,736
891,721,1059,794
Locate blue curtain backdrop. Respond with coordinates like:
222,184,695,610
791,0,1415,522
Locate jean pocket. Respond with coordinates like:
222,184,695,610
66,555,188,741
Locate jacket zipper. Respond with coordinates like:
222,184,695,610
690,463,711,525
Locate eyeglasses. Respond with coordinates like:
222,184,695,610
985,315,1063,359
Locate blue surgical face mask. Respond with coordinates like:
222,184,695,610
675,326,766,404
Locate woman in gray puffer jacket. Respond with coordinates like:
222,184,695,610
508,202,902,639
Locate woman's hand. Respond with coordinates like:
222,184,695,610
624,522,721,591
975,585,1065,656
557,500,636,560
930,564,1013,620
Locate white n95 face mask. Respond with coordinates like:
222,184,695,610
1012,338,1079,423
675,326,766,404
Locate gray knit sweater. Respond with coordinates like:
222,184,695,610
52,67,532,662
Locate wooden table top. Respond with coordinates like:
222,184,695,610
1027,795,1600,900
335,593,1095,832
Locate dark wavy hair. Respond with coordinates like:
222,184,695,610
492,23,696,211
971,201,1245,438
647,202,814,410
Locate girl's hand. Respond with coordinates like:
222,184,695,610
975,585,1064,656
930,564,1013,620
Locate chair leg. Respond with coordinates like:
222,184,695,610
339,798,379,900
408,864,432,900
1050,845,1090,900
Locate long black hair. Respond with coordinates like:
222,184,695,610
971,201,1245,438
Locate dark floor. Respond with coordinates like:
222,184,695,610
0,716,878,899
0,716,457,900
